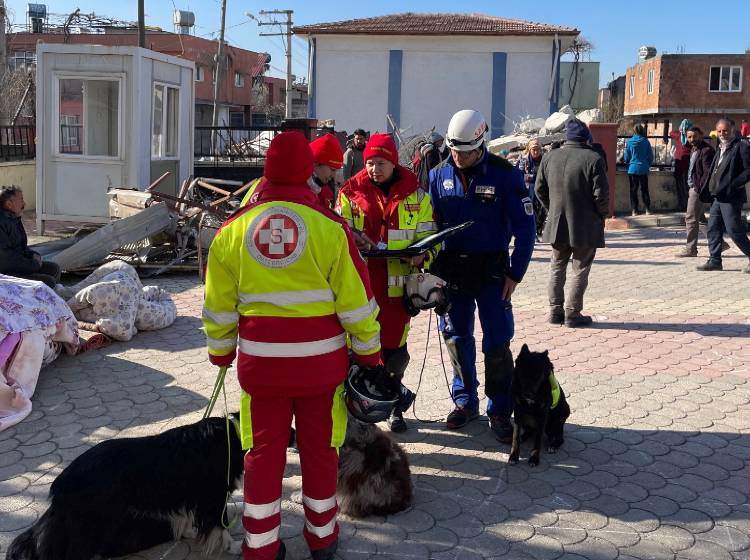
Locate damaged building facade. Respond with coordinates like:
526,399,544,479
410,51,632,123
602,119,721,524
624,49,749,135
295,13,579,138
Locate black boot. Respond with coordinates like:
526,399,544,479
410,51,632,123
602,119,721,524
388,407,407,433
311,539,338,560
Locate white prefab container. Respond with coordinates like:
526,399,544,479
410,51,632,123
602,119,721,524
35,44,194,232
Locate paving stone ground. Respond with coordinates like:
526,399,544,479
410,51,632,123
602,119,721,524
1,226,750,560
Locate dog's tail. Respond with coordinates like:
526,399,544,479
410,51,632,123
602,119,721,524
6,527,39,560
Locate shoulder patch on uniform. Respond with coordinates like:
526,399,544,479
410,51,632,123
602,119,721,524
443,179,454,190
522,196,533,216
245,206,308,268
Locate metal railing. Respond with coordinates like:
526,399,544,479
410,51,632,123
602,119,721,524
0,125,35,161
616,134,675,170
194,121,316,164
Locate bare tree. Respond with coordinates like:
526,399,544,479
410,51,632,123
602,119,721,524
251,79,284,125
0,68,35,125
563,37,595,107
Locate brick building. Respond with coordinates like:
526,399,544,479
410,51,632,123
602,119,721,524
624,52,749,135
6,29,272,126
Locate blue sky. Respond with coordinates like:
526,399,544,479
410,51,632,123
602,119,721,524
5,0,750,86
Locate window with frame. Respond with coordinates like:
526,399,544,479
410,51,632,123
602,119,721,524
152,84,180,158
629,75,635,98
196,66,204,82
58,78,119,157
647,69,654,95
709,66,742,92
234,72,244,88
8,51,36,72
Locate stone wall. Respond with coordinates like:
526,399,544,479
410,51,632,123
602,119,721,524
0,160,35,209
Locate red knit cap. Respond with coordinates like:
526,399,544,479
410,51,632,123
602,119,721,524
310,134,344,169
363,133,398,166
264,132,314,184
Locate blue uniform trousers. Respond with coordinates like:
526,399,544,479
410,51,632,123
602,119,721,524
439,284,514,418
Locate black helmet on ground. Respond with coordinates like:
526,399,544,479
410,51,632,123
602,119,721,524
344,363,400,424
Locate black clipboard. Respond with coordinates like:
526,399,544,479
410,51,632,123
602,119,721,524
360,221,474,258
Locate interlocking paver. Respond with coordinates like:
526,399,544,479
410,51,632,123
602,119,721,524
2,227,750,559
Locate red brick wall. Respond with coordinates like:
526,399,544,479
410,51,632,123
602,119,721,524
7,31,269,107
658,54,749,112
624,57,661,115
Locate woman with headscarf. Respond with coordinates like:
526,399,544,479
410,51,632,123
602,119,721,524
516,139,545,237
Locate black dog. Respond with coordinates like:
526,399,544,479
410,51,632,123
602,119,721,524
8,415,244,560
508,344,570,466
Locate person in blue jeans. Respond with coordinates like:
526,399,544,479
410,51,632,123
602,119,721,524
429,110,535,443
623,124,654,215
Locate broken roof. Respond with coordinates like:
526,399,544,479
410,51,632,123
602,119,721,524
294,12,578,37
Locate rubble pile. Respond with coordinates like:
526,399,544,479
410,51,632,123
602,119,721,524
487,104,604,162
44,174,254,279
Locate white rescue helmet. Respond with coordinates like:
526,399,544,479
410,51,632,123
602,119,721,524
445,109,488,152
403,273,450,317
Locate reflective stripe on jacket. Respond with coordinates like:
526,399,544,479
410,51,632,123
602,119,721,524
336,166,437,297
203,184,381,394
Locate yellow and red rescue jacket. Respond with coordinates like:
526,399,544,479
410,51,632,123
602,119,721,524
336,166,437,298
241,176,335,210
203,183,381,395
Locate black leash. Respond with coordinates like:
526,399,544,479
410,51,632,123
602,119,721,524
410,310,455,423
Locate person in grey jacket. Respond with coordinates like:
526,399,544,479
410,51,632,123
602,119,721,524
342,129,366,180
535,119,609,328
623,124,654,215
0,185,61,288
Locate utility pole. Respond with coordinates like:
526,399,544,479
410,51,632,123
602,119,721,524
0,0,7,79
210,0,227,155
258,10,293,119
137,0,145,48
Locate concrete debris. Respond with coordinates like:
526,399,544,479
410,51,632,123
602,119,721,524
40,177,255,277
487,134,529,153
518,118,546,134
576,108,602,125
50,204,173,271
541,105,576,135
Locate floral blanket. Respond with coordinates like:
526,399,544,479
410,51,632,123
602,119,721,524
0,275,79,432
62,261,177,342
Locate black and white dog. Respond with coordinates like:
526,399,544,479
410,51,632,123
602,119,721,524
8,415,245,560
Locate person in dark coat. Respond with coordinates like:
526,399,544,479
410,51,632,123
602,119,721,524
0,185,61,288
675,127,716,257
696,119,750,273
535,119,609,328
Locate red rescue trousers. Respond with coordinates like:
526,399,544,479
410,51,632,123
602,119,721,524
241,386,345,560
369,258,410,349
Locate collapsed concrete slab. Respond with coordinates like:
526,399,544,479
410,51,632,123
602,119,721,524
519,118,546,134
577,108,602,125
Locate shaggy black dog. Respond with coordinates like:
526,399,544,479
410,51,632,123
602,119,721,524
336,418,413,517
508,344,570,466
8,415,244,560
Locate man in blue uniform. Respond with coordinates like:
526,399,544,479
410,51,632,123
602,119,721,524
429,109,536,443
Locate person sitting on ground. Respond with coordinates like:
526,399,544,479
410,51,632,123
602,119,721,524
0,185,61,289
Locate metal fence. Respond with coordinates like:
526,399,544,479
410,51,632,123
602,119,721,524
616,134,675,170
194,122,316,165
0,125,35,160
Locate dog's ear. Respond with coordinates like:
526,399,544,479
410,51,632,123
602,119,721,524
543,350,549,357
520,344,529,355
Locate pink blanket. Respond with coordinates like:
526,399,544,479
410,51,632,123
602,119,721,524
0,275,79,432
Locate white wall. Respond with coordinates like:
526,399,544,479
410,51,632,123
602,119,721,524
505,52,554,128
314,47,389,134
309,34,569,137
400,51,493,137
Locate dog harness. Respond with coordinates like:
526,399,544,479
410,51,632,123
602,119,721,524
549,372,561,409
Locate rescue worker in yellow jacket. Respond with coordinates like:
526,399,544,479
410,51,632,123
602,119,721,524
203,132,382,560
336,133,437,433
